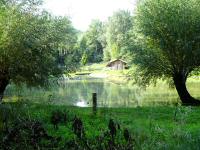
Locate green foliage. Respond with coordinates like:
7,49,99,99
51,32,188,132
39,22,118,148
2,103,200,149
78,10,134,64
81,52,88,66
0,0,78,93
110,43,120,59
103,47,111,61
105,10,134,61
55,17,80,72
79,20,106,63
133,0,200,86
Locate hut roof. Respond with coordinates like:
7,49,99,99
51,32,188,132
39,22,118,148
106,59,127,67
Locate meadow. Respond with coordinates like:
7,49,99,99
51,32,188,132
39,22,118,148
1,63,200,149
1,102,200,149
2,0,200,149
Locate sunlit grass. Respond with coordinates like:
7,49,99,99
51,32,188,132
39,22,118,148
2,103,200,149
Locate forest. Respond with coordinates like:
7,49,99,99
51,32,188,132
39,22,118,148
1,0,200,149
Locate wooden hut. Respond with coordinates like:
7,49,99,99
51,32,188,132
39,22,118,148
106,59,127,70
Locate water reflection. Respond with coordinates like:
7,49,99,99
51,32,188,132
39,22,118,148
4,75,187,107
76,100,88,107
60,78,140,107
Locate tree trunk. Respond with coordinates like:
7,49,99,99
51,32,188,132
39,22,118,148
173,72,200,106
0,79,9,103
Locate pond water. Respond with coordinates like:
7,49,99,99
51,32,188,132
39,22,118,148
4,75,200,107
60,78,142,107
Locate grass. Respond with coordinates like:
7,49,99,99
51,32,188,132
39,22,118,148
1,102,200,149
71,63,132,83
2,63,200,149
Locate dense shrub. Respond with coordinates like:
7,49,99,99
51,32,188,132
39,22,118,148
1,118,61,150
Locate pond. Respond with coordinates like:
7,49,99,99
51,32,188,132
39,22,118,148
4,75,200,107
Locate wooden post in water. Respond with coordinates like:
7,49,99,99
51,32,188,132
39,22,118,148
92,93,97,115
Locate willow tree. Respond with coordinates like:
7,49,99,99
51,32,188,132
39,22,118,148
0,1,77,102
133,0,200,105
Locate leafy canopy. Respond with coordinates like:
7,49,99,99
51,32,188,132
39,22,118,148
79,20,105,63
0,0,77,88
133,0,200,86
106,10,134,61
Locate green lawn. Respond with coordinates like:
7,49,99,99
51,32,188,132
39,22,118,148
1,103,200,149
70,63,130,83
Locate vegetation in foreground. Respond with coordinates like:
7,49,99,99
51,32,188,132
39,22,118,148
1,102,200,149
133,0,200,105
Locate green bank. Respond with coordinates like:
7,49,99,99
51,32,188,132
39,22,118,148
1,103,200,149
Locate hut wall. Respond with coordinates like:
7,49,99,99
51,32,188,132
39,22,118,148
110,61,125,70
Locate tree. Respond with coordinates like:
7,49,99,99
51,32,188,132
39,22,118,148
106,10,133,60
0,1,78,102
55,17,80,72
133,0,200,105
81,52,88,66
81,20,105,63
